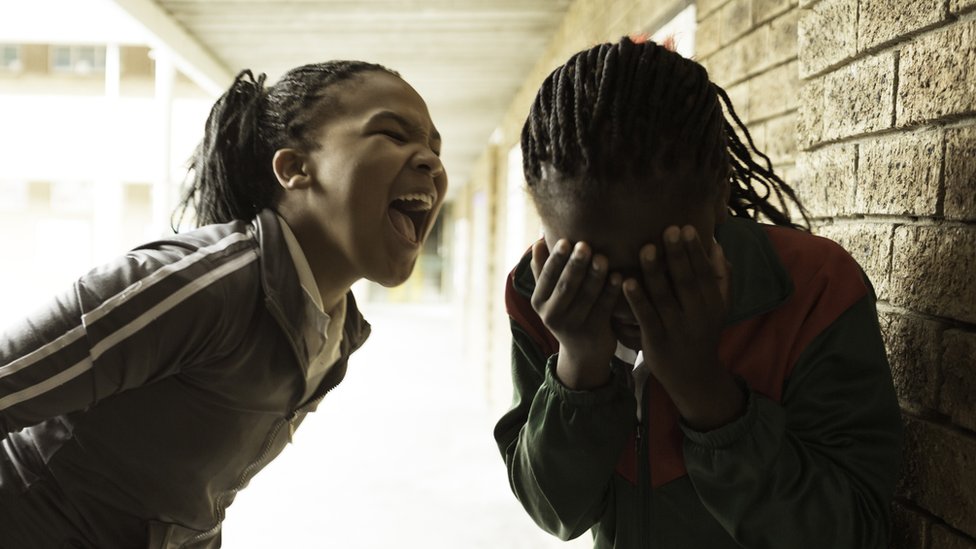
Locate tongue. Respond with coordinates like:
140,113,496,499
389,208,417,243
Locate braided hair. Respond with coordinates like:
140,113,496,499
522,36,809,230
175,61,399,228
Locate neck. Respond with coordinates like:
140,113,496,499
276,206,358,313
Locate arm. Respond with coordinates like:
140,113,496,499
493,318,635,540
682,292,902,549
0,234,257,437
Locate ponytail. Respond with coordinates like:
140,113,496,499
175,70,273,229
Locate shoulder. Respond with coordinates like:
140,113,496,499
761,224,869,300
78,220,261,312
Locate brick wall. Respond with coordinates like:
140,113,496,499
700,1,976,546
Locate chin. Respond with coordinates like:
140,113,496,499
371,259,417,288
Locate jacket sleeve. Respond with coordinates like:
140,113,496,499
681,291,903,549
493,261,637,540
0,235,258,437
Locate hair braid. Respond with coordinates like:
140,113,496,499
522,36,809,231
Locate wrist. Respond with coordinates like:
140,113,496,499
555,349,612,390
666,369,746,432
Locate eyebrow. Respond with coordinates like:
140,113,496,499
369,110,441,144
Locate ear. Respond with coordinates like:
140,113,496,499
272,148,312,190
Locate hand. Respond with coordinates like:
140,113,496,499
622,225,744,431
530,238,622,390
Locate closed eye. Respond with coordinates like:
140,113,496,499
380,130,407,142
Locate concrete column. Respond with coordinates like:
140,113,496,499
105,43,120,99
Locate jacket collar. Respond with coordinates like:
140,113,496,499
512,216,793,326
715,216,793,325
252,209,370,364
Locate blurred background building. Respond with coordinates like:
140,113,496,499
2,0,975,548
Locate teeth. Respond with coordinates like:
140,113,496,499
392,192,434,210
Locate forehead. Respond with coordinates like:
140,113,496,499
330,71,437,132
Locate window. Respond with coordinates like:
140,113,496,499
50,45,106,74
0,45,22,71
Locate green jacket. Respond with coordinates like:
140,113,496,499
494,217,902,549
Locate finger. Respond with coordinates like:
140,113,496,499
559,251,609,326
590,270,623,319
530,239,549,282
662,226,703,316
531,238,570,305
683,229,724,313
545,241,593,317
622,277,664,342
639,243,682,331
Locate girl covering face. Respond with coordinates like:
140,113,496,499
0,61,446,548
495,36,901,549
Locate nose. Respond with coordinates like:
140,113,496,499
413,146,445,178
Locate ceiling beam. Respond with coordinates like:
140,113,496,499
108,0,233,96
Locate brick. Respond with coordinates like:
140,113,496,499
699,0,732,19
874,311,941,410
945,125,976,220
823,53,895,141
952,0,976,14
855,130,942,216
797,77,824,150
890,503,929,549
722,0,753,44
697,12,723,58
899,416,976,538
749,60,799,120
858,0,945,51
890,226,976,324
754,0,794,24
794,143,855,216
768,9,799,66
898,20,976,127
817,222,892,299
763,112,798,166
943,330,976,432
798,0,856,77
704,28,769,86
931,525,976,549
740,25,771,77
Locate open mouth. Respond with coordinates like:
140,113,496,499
388,191,435,244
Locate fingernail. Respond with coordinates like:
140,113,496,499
642,245,656,262
682,226,696,242
665,227,681,244
555,240,570,254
